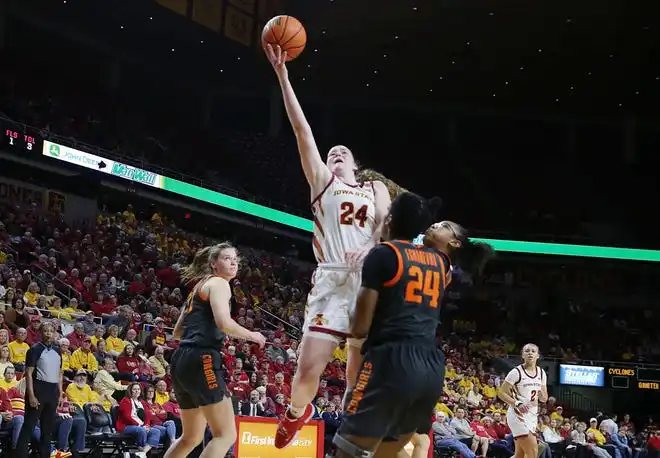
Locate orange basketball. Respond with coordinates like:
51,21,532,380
262,15,307,61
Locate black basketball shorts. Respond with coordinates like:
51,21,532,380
339,342,445,439
171,346,229,410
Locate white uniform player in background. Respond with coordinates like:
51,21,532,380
498,343,548,458
265,43,391,449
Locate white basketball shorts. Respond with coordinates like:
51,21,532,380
506,408,537,438
303,263,361,343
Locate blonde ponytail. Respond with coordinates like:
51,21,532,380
180,242,236,285
357,168,408,199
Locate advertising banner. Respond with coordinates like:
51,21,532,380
559,364,605,387
233,416,433,458
234,417,323,458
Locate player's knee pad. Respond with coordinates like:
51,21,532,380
332,433,375,458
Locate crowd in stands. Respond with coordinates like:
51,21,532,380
0,197,659,458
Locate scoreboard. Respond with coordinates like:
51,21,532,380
606,366,660,391
0,119,43,156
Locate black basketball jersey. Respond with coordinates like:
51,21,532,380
179,276,226,348
362,240,451,351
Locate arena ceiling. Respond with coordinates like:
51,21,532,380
8,0,659,116
285,0,659,115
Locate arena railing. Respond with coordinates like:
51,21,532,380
252,305,301,340
0,114,308,218
31,306,103,325
29,263,82,303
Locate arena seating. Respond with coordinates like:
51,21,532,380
1,194,659,457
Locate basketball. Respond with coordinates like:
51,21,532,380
262,15,307,61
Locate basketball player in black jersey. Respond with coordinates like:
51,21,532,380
333,193,492,458
164,242,266,458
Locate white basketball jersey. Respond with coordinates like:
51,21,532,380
505,365,546,416
311,175,376,264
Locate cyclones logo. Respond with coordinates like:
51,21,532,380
312,313,327,326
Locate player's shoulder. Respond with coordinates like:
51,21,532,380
369,179,388,192
204,276,231,293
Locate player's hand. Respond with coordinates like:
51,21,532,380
265,44,288,79
249,331,267,349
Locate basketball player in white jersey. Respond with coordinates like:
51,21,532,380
265,44,391,448
498,343,548,458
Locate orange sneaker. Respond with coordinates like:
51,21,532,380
274,404,315,449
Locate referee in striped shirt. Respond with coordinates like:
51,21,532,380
15,321,64,458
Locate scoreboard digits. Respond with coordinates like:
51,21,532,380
607,365,660,390
1,120,42,154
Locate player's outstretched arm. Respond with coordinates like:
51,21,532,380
207,277,266,348
265,44,330,192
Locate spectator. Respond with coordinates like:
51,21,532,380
89,325,105,350
0,345,13,377
450,407,482,453
82,313,98,336
89,377,117,412
153,379,169,405
65,370,95,409
467,384,483,408
0,365,17,391
647,430,660,458
26,316,42,345
23,282,41,306
93,339,111,365
5,299,29,332
433,411,477,458
148,345,170,378
8,327,30,372
69,336,98,375
610,426,634,458
116,382,161,458
65,323,87,351
588,418,607,445
105,325,126,357
92,358,125,401
240,390,268,417
265,338,287,362
144,384,177,445
322,402,342,454
331,341,347,364
116,343,140,380
255,386,276,415
266,372,291,400
551,405,565,422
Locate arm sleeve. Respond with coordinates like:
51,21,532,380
361,244,398,290
25,345,42,369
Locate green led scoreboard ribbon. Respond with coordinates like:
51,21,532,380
42,140,660,262
163,178,660,262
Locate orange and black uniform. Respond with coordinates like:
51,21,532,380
170,276,228,410
339,240,449,439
